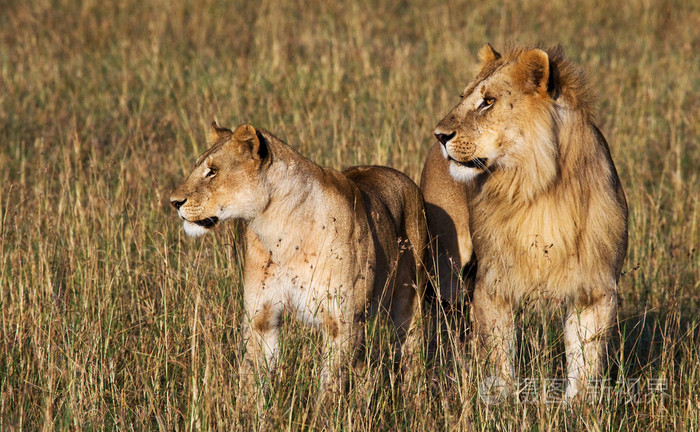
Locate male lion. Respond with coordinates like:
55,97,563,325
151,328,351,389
170,123,428,397
421,44,628,400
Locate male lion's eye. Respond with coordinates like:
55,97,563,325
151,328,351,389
479,97,496,110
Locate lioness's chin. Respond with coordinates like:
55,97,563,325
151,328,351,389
183,220,211,237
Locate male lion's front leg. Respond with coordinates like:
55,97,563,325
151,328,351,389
564,287,617,401
471,284,516,400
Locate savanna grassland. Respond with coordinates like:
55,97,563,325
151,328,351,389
1,0,698,430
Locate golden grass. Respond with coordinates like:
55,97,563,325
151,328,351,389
1,0,698,430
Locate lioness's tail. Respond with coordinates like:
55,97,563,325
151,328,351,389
402,184,429,297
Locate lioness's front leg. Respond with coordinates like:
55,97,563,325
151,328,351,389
471,284,515,396
240,297,283,399
239,232,283,394
564,287,617,400
319,313,364,396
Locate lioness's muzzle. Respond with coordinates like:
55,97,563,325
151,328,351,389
193,217,219,228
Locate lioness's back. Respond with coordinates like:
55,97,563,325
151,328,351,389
344,165,428,281
344,165,424,227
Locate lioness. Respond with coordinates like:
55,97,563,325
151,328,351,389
422,44,628,400
171,123,428,395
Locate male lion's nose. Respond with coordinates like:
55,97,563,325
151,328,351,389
435,131,456,146
171,198,187,210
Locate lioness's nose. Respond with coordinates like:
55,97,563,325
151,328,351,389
171,198,186,210
435,131,456,145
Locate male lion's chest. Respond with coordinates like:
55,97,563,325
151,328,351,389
471,197,584,299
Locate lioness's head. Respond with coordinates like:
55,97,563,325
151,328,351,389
434,44,560,183
170,122,270,237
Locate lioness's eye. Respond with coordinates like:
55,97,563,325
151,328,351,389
205,168,217,178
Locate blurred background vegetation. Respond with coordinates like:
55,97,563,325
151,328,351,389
1,0,698,430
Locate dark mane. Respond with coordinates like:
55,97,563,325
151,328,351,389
501,43,596,120
470,44,597,122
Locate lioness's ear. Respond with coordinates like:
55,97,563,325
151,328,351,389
478,43,501,64
233,123,265,159
207,121,232,144
518,49,550,94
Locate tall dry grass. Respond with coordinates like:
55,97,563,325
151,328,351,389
1,0,698,430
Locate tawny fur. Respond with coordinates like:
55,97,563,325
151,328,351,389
422,44,628,400
171,123,428,398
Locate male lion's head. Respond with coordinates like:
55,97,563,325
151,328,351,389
434,44,560,183
170,123,270,237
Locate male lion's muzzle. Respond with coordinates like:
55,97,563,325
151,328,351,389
435,131,456,146
450,157,488,169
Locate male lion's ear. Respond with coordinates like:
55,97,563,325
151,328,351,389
207,121,232,144
478,43,501,64
518,49,550,95
233,123,265,159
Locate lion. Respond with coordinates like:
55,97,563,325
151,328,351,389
170,122,428,397
421,44,628,400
